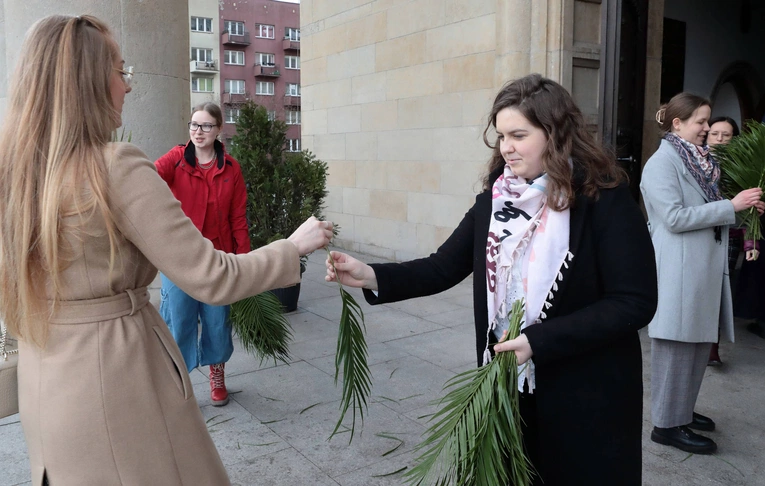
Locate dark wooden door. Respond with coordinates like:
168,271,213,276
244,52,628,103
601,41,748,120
601,0,648,200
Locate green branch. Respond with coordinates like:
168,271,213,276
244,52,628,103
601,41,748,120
326,247,372,444
715,121,765,244
230,292,294,365
404,299,534,486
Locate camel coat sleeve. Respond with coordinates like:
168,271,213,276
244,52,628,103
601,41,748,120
106,142,300,304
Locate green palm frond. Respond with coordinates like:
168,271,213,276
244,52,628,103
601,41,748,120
714,121,765,242
230,292,294,365
405,299,533,486
111,127,132,143
326,247,372,444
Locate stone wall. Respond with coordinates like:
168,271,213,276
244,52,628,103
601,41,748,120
301,0,607,260
0,0,189,160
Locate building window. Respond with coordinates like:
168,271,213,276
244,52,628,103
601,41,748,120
191,48,213,63
191,77,214,92
255,24,275,39
256,53,276,66
224,20,245,36
224,50,245,65
285,107,301,125
287,139,301,152
284,56,300,70
267,111,277,122
225,79,246,95
284,27,300,41
191,17,213,33
286,83,301,97
256,81,275,96
225,107,241,124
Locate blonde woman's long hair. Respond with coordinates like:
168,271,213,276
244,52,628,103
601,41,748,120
0,15,121,345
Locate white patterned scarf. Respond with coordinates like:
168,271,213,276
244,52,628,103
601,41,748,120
485,166,572,390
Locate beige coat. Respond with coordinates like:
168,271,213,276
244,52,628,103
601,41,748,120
17,143,301,485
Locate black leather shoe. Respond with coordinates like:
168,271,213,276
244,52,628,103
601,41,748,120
651,426,717,454
688,412,715,432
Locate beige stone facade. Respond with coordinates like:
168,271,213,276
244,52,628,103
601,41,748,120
302,0,627,260
0,0,190,160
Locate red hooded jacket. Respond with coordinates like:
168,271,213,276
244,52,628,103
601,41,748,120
155,140,251,254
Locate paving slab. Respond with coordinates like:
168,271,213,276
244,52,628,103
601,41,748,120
263,401,425,478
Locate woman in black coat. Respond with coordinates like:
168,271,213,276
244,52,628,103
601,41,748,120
326,74,658,485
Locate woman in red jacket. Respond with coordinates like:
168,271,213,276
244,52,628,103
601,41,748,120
155,102,249,406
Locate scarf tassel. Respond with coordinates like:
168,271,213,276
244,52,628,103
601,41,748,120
482,348,492,366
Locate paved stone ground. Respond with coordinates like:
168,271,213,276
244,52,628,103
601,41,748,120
2,249,764,485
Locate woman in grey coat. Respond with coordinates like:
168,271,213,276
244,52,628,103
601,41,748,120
641,93,764,455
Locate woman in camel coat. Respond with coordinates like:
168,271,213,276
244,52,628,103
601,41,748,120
0,15,332,485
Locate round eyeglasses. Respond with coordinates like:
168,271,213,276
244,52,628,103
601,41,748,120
114,66,134,88
188,122,219,132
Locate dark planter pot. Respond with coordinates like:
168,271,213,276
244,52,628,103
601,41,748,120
270,261,306,312
270,283,301,313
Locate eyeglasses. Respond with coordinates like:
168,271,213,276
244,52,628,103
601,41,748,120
114,66,134,88
188,122,219,132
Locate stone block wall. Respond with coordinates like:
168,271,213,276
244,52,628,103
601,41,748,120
301,0,599,261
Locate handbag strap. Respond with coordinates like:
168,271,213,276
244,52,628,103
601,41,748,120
1,322,18,360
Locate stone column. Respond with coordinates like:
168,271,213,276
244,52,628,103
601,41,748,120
494,0,571,88
0,0,189,160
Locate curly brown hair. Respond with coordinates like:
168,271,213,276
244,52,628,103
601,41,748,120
482,74,623,210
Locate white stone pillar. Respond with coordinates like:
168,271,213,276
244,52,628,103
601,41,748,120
0,0,190,160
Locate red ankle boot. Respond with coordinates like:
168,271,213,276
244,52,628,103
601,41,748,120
707,343,722,366
209,363,229,406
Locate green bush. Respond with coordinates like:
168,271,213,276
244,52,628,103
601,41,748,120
230,101,328,249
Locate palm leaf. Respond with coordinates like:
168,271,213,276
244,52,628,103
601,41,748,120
714,121,765,242
326,247,372,444
404,299,534,486
111,127,132,142
230,292,294,365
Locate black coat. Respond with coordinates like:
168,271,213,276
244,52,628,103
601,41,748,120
364,178,657,485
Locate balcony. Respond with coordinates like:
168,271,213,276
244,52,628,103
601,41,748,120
284,95,301,106
190,60,218,73
254,63,280,78
282,38,300,51
222,31,250,46
223,91,249,104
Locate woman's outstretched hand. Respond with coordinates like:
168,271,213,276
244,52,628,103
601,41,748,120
492,331,533,365
731,187,764,212
325,251,378,290
287,217,333,256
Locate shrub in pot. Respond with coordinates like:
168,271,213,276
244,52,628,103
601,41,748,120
229,101,328,310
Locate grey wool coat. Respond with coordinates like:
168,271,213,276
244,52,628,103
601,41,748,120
17,143,301,485
640,139,737,343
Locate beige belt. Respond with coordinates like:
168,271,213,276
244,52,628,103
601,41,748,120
48,287,151,324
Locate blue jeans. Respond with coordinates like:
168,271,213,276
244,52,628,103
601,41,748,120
159,274,234,373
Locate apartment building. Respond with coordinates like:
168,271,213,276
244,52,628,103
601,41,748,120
218,0,301,149
189,0,221,109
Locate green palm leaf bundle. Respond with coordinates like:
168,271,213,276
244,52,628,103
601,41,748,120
405,299,533,486
714,121,765,250
326,248,372,444
230,292,294,365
